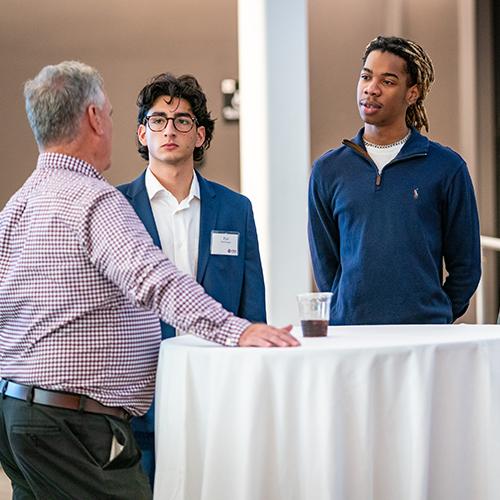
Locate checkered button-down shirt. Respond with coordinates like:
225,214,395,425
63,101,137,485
0,153,249,415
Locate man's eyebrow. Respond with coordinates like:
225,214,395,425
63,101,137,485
381,72,400,79
147,111,192,117
360,68,401,80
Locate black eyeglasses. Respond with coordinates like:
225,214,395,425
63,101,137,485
144,114,197,133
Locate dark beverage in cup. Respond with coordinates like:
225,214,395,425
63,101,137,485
297,292,332,337
301,319,328,337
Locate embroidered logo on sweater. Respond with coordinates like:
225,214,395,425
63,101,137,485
413,188,419,200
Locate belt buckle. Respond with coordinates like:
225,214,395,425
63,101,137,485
0,379,7,398
78,394,88,413
27,386,35,405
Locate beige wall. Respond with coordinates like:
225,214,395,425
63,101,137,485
0,0,241,207
0,0,481,198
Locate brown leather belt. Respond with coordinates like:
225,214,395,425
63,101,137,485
0,379,130,421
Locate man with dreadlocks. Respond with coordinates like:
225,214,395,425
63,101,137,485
308,35,481,325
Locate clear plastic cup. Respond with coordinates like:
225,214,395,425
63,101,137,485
296,292,333,337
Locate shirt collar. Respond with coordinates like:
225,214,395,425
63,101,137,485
145,167,200,204
36,152,105,180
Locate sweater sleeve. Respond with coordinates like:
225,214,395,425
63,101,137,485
307,161,340,292
441,162,481,321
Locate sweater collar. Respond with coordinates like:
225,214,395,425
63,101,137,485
348,127,429,158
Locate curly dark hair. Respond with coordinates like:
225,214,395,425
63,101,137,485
362,36,435,132
136,73,215,162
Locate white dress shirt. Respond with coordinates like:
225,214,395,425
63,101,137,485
145,167,201,283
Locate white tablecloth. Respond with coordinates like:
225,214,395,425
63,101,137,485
154,324,500,500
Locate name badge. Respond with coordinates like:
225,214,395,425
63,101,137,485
210,231,239,256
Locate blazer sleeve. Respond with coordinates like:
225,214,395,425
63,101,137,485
237,200,267,323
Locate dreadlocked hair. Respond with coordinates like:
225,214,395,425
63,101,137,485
363,36,435,132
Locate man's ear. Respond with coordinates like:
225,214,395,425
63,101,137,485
195,126,206,148
87,104,103,135
137,124,148,146
407,84,420,106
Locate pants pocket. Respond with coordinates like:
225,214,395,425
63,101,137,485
103,417,142,471
63,415,113,468
11,424,61,449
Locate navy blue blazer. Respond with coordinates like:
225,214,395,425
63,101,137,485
117,169,267,338
117,171,267,433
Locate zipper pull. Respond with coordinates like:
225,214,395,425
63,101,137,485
375,173,381,186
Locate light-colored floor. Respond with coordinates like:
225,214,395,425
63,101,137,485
0,467,12,498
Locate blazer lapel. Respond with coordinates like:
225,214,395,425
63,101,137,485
123,171,162,248
196,171,218,283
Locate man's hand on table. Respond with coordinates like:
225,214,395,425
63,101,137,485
238,324,300,347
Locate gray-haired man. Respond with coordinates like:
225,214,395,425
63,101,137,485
0,61,298,499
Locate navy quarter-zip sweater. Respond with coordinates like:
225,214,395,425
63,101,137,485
308,128,481,325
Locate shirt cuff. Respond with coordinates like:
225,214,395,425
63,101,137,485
212,316,251,347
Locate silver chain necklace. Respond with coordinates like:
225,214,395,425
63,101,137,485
363,130,411,149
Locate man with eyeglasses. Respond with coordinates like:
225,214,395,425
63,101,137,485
117,73,267,487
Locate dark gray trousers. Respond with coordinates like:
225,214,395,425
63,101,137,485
0,396,152,499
